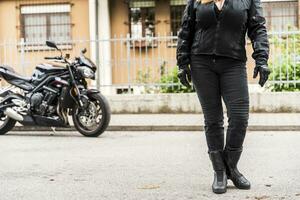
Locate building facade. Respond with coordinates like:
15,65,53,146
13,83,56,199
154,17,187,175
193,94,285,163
109,0,300,88
0,0,299,93
111,0,300,36
0,0,90,77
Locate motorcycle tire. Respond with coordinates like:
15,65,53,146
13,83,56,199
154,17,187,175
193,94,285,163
72,92,111,137
0,117,16,135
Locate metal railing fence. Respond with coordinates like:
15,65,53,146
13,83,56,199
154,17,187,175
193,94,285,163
0,31,300,93
268,31,300,87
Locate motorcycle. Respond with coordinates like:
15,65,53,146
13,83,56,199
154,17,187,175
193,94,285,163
0,41,111,137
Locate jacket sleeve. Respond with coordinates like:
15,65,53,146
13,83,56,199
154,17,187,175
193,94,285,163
176,0,196,68
247,0,269,67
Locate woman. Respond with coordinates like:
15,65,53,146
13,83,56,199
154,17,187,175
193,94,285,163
176,0,270,194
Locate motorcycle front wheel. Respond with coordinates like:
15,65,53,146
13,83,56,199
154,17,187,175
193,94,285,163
72,93,111,137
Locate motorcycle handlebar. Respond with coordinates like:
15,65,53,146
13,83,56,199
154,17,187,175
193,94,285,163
44,56,62,60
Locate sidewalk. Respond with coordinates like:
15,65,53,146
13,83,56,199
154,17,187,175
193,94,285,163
13,113,300,131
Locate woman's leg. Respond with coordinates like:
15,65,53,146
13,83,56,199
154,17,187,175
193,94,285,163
191,56,227,194
219,61,251,189
220,63,249,149
191,57,224,152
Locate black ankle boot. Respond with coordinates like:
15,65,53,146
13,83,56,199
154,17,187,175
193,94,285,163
209,151,227,194
223,147,251,189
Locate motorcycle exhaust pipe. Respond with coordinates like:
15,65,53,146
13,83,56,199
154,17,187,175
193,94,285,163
4,107,23,121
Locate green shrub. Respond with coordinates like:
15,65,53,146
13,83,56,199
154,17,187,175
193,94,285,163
268,33,300,92
269,56,300,91
136,61,194,93
160,67,194,93
136,68,160,94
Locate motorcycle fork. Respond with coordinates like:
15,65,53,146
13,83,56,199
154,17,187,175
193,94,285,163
67,65,84,107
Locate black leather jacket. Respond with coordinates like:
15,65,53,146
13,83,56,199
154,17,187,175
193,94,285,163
176,0,269,68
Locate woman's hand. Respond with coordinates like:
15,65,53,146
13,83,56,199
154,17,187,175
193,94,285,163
177,65,192,87
253,64,270,87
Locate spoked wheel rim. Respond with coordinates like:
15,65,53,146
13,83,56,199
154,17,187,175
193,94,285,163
75,99,104,133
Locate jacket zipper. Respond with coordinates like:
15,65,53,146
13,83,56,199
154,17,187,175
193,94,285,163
213,20,220,57
213,0,226,56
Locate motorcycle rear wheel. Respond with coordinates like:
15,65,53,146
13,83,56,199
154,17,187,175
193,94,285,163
0,117,16,135
72,93,111,137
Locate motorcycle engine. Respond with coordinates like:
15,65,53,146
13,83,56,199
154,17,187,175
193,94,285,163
31,93,43,109
30,89,58,115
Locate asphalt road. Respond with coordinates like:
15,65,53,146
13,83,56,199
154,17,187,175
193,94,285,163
0,131,300,200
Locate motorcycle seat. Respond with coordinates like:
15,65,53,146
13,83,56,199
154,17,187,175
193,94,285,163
0,65,32,82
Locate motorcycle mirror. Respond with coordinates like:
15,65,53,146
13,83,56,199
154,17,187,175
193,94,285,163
46,41,59,50
81,48,87,54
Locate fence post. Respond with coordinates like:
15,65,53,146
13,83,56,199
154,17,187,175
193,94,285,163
20,38,25,75
3,39,7,65
126,33,131,94
96,40,100,90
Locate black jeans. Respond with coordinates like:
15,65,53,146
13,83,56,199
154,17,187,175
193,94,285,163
190,54,249,152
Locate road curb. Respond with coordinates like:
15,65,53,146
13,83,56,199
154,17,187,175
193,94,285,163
12,125,300,132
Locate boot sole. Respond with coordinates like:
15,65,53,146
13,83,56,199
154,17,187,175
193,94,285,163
230,180,251,190
233,184,251,190
212,188,227,194
227,176,251,190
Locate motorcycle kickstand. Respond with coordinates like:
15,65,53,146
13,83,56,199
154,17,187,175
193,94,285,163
50,127,56,135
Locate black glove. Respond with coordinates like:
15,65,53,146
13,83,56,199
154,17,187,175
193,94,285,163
253,64,270,87
177,65,191,88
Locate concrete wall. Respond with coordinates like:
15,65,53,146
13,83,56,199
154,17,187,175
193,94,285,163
106,92,300,113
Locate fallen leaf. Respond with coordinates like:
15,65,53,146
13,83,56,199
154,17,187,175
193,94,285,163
255,196,270,200
265,184,272,187
138,185,160,190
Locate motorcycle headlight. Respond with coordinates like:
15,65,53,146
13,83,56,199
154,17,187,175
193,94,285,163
78,66,95,79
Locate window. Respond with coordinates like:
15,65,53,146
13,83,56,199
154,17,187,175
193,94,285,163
262,1,298,32
129,0,155,39
20,4,71,44
170,0,186,36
